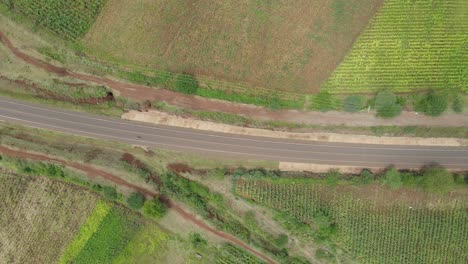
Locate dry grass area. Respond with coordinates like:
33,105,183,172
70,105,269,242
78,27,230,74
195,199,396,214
84,0,383,93
0,170,99,264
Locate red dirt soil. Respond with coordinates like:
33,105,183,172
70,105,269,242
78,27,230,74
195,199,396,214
0,145,276,263
1,31,466,127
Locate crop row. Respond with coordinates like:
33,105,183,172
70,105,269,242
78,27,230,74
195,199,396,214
235,178,468,263
323,0,467,94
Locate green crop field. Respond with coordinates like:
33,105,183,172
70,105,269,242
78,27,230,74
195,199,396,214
2,0,106,40
323,0,468,94
235,178,468,263
216,243,265,264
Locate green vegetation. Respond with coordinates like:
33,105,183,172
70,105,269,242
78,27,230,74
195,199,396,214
381,168,403,190
310,91,341,112
175,74,199,95
126,192,146,210
73,206,141,264
142,198,168,219
343,95,367,112
216,243,266,264
374,90,402,118
234,169,468,263
190,233,208,248
452,96,464,113
324,0,467,93
59,201,112,264
415,90,448,116
2,0,106,40
421,168,455,194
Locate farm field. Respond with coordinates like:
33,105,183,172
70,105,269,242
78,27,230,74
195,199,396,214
323,0,468,93
0,170,99,263
235,178,468,263
82,0,383,93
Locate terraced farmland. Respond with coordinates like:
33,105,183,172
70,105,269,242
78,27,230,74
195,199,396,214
324,0,468,94
2,0,106,40
235,178,468,263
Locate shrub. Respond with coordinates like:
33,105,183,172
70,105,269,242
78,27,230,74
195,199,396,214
421,168,455,193
325,170,340,185
312,91,340,112
174,74,198,95
315,248,335,261
143,198,167,219
381,168,402,189
360,169,374,184
190,233,207,248
126,192,146,210
102,186,118,200
275,234,289,248
452,96,463,113
374,90,402,118
415,90,448,116
343,95,367,112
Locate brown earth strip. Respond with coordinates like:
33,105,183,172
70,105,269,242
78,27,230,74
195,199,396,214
1,30,466,127
0,145,276,264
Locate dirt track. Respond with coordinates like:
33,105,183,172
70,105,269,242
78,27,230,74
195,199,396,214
1,30,466,127
0,145,276,264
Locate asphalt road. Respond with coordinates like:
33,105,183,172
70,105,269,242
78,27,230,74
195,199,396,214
0,97,467,169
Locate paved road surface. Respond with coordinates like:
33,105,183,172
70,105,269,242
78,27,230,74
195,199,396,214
0,97,467,169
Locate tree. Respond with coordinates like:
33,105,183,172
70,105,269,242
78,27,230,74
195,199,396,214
343,95,367,112
102,186,118,200
374,90,402,118
143,198,168,218
421,168,455,193
174,74,198,95
381,168,402,189
126,192,146,210
452,96,463,113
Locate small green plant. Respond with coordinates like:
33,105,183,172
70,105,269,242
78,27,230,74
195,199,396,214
275,234,288,248
381,168,402,189
102,186,118,200
343,95,367,112
452,96,463,113
126,192,146,210
190,233,207,248
360,169,374,184
143,198,167,219
325,170,340,185
374,90,402,118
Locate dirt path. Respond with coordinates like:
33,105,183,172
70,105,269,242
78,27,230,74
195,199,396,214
1,30,466,127
0,145,277,264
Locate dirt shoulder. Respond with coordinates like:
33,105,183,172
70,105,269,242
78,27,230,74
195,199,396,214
123,110,468,147
1,30,467,128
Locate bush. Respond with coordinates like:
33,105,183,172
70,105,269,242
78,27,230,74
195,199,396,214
174,74,198,95
360,169,374,184
102,186,118,200
190,233,207,248
381,168,402,189
315,248,335,261
126,192,146,210
275,234,289,248
374,90,402,118
325,170,340,185
312,91,340,112
452,96,463,113
343,95,367,112
421,168,455,193
143,198,167,219
415,90,448,116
